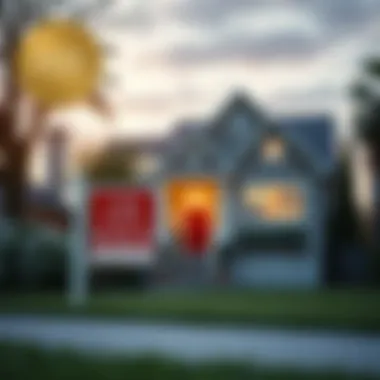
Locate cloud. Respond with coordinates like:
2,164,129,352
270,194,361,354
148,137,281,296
88,0,380,68
174,0,380,33
312,0,380,35
160,0,380,67
271,84,341,104
165,6,324,65
167,34,321,65
172,0,268,26
92,0,158,32
123,87,205,112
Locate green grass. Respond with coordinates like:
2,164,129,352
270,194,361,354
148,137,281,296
1,288,380,332
0,342,378,380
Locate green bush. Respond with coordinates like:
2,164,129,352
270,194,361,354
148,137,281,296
0,222,68,292
0,222,25,290
21,230,67,290
371,250,380,285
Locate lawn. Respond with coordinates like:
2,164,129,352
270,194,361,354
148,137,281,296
1,288,380,332
0,342,377,380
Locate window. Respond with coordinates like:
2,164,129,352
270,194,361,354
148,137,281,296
262,137,284,162
242,183,305,222
165,179,221,232
135,154,160,176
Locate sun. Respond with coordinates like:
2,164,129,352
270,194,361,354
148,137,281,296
15,19,102,108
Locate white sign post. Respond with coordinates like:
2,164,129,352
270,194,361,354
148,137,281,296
67,175,89,306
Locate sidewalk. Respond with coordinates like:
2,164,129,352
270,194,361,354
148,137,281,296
0,314,379,375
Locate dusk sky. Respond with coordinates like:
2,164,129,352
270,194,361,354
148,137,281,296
91,0,380,135
23,0,380,184
43,0,379,138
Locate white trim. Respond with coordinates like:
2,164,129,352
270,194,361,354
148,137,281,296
90,251,155,268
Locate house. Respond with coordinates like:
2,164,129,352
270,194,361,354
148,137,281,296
141,92,336,288
94,91,338,288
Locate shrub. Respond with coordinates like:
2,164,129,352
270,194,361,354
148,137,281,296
0,222,68,292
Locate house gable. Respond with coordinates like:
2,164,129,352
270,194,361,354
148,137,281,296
163,120,224,175
207,91,269,174
231,122,319,185
277,114,336,176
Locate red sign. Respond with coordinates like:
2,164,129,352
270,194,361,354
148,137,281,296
88,187,155,261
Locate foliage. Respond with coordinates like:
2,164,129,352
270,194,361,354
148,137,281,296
0,222,67,291
0,0,116,220
352,56,380,283
353,56,380,147
331,150,361,239
364,57,380,77
324,148,368,284
83,149,137,182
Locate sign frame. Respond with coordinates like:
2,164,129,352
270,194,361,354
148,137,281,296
87,183,156,267
68,178,157,306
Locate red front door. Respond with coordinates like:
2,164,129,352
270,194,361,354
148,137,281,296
180,208,212,257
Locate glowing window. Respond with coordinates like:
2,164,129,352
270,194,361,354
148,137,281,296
136,154,160,175
165,179,221,233
242,184,305,222
262,137,284,162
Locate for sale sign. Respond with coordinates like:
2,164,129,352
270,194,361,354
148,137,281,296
88,187,155,266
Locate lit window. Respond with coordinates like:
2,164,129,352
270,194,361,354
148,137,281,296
262,137,284,162
136,154,160,175
242,184,305,222
165,179,221,232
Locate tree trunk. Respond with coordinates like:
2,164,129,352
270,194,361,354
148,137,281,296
3,140,29,221
372,171,380,283
0,97,30,222
0,31,28,222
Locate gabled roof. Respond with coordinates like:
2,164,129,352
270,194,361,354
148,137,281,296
208,90,268,133
172,118,205,136
278,114,336,174
231,121,317,180
232,113,334,179
108,137,167,155
165,118,210,166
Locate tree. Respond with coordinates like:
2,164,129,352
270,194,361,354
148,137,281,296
82,149,137,183
352,56,380,281
352,58,380,231
325,148,363,283
0,0,114,221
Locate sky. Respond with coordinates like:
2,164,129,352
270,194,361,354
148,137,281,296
88,0,380,138
5,0,379,185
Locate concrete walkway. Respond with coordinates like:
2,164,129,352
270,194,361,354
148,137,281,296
0,315,379,375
